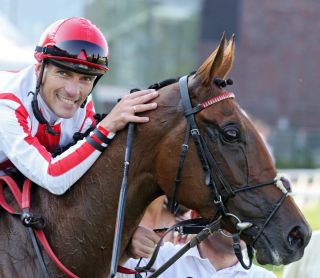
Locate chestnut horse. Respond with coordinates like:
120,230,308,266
0,35,311,277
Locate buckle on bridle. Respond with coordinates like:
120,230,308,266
181,144,189,151
190,129,200,136
213,195,223,205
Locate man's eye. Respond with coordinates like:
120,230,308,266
84,76,94,82
57,70,67,76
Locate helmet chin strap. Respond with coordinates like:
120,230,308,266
29,60,57,135
80,74,103,108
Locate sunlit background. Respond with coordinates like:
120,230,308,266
1,0,319,276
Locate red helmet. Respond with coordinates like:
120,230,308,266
34,17,109,75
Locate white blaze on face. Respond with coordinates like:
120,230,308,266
270,249,281,265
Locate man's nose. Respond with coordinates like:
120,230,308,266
64,80,81,97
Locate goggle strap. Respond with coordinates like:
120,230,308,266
35,46,67,57
47,59,102,76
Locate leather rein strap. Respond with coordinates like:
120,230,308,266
110,88,140,278
0,176,79,278
110,121,136,278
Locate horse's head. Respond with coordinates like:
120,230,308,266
154,34,311,265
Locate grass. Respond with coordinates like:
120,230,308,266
258,201,320,278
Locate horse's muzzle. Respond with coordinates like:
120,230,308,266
254,222,312,265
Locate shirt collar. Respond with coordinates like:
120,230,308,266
37,94,60,125
185,246,250,274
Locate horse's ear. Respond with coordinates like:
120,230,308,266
215,34,235,79
195,33,226,86
195,33,235,85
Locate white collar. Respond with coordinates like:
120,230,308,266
184,245,250,274
37,94,61,125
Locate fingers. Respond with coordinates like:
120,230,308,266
131,90,159,105
121,89,157,105
124,89,157,100
131,102,157,115
99,89,159,133
127,226,161,259
129,237,157,258
133,226,161,243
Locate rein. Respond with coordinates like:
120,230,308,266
135,217,212,274
110,88,140,278
148,217,222,277
0,176,79,278
110,121,136,278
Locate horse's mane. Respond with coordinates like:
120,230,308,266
147,71,195,90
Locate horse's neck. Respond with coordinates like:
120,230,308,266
32,131,162,275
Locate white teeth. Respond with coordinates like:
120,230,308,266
58,95,78,105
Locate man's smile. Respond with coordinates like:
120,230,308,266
56,94,79,105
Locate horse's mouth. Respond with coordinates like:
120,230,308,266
253,232,283,265
249,230,306,265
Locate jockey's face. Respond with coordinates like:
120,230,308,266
35,63,96,119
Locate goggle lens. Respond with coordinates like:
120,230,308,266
38,40,108,67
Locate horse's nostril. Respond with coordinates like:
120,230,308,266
288,226,304,249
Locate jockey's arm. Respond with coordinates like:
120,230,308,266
0,94,112,195
0,89,158,195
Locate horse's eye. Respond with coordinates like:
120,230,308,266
222,125,240,143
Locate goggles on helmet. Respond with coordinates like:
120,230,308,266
35,40,108,68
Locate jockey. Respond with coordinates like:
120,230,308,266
0,17,158,195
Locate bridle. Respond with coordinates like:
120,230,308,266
170,75,292,268
111,74,292,277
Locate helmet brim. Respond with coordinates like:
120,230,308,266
47,58,106,76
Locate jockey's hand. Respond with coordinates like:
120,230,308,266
100,89,158,133
126,226,161,259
